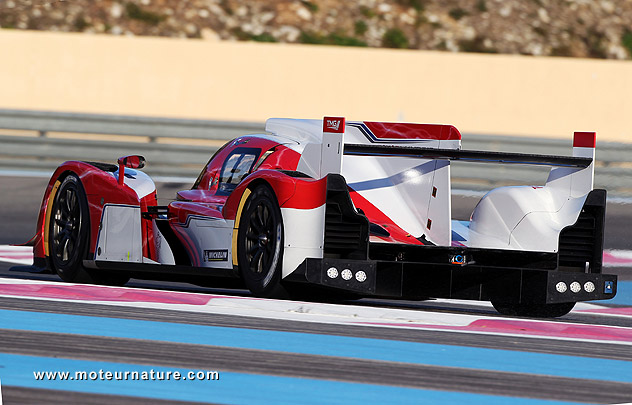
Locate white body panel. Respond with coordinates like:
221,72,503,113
468,143,596,252
344,156,453,245
546,146,595,198
151,220,176,265
280,205,325,278
173,217,235,269
468,186,587,251
320,132,343,176
426,161,452,246
296,143,323,178
113,168,156,199
95,205,143,262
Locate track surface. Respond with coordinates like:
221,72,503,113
0,175,631,404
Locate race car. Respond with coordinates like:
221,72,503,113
30,116,617,317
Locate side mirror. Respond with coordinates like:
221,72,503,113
118,155,146,169
117,155,146,185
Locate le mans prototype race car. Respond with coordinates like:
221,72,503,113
30,117,617,317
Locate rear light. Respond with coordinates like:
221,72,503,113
555,282,567,293
326,267,338,279
341,269,353,281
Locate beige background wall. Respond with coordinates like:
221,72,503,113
1,29,631,142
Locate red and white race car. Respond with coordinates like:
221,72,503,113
30,117,617,317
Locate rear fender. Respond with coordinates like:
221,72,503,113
222,170,299,220
223,170,329,277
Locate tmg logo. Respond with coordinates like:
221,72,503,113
326,119,341,131
323,116,345,133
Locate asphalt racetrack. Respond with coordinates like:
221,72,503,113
0,175,631,404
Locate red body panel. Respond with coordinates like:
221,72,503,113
350,190,424,245
139,192,158,260
364,122,461,141
222,170,298,220
176,190,226,206
256,146,301,171
282,177,327,210
169,201,225,223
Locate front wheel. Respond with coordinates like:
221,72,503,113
492,301,575,318
49,174,92,283
237,185,288,298
49,174,129,286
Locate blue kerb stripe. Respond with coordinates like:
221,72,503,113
0,309,629,383
0,353,587,405
607,281,632,305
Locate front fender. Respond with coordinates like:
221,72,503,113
33,161,143,264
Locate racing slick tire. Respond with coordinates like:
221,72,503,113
491,301,575,318
49,174,129,286
237,184,288,298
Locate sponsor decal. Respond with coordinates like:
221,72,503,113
323,117,345,133
604,281,614,294
204,249,228,262
326,119,341,131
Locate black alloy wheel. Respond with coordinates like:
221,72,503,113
49,174,92,283
237,185,288,298
49,173,130,286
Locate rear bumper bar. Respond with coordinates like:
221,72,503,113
287,257,617,304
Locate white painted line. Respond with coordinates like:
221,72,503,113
603,249,632,267
606,250,632,259
0,169,53,178
0,245,34,265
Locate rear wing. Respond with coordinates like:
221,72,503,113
343,143,592,168
344,130,597,197
343,130,597,203
270,115,596,206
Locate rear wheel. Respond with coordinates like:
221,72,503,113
237,185,288,298
49,174,129,286
492,301,575,318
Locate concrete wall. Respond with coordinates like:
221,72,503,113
2,29,631,142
